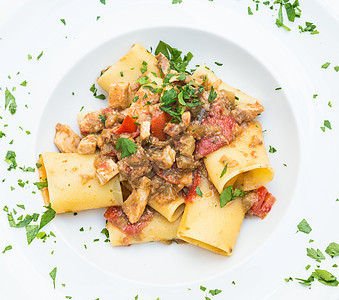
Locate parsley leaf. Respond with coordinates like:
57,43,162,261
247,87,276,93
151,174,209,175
208,86,217,103
321,62,331,69
209,289,222,296
37,51,43,60
20,80,27,86
299,22,319,34
200,286,206,291
140,61,148,74
307,248,326,261
4,150,17,170
60,19,66,25
100,0,106,4
334,66,339,72
297,219,312,234
5,88,17,115
34,180,48,190
49,267,57,289
90,83,106,100
324,120,332,130
312,269,339,286
116,138,138,158
325,242,339,258
172,0,182,3
248,7,253,15
220,164,228,178
220,186,245,208
195,186,203,197
98,114,106,124
269,145,277,153
2,245,12,254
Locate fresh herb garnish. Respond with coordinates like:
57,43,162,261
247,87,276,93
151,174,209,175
33,179,48,190
220,164,228,178
209,289,222,296
155,41,193,73
269,146,277,153
220,186,245,208
2,245,12,254
140,61,148,74
299,22,319,34
37,51,43,60
116,138,138,158
60,19,66,25
195,186,203,197
307,248,326,262
5,88,17,115
98,114,106,124
325,242,339,258
5,150,17,170
297,219,312,234
324,120,332,130
321,62,331,69
49,267,57,289
90,84,106,100
208,86,217,103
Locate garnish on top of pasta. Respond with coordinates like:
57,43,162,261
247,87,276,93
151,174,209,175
37,42,276,256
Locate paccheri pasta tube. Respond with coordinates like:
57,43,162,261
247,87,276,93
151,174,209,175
38,152,123,213
105,206,180,246
177,173,245,256
97,43,160,92
204,121,274,193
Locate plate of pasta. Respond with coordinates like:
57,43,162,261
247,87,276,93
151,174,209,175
7,0,338,298
34,25,300,285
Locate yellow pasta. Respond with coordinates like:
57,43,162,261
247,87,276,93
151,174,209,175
192,65,261,106
148,194,185,222
177,174,245,256
107,209,180,246
97,43,160,92
204,121,274,193
40,152,123,213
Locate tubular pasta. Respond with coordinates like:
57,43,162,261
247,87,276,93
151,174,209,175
39,152,123,213
204,121,274,193
177,174,245,256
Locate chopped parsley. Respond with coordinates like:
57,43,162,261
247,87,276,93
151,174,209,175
220,164,228,178
49,267,57,289
155,40,193,73
0,131,5,138
328,101,332,107
313,94,318,99
2,245,12,254
172,0,182,4
214,62,223,66
34,180,48,190
324,120,332,130
37,51,44,60
116,138,138,158
100,0,106,4
120,71,124,77
60,19,66,25
269,145,277,153
297,219,312,234
248,7,253,15
195,186,203,197
90,84,106,100
5,150,17,170
200,286,206,291
321,62,331,69
140,61,148,74
220,186,245,208
20,80,27,86
325,242,339,258
208,86,217,103
209,289,222,296
98,114,106,124
307,248,326,262
5,88,17,115
28,54,32,60
299,22,319,34
334,66,339,72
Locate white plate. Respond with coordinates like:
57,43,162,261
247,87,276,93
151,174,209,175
0,1,338,299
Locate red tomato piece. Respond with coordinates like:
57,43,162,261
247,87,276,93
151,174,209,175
185,171,200,203
249,187,276,219
195,114,237,158
114,115,138,134
151,110,171,141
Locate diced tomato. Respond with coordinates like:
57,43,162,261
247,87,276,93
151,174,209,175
195,115,237,158
151,110,171,141
104,206,153,236
184,171,200,203
113,115,138,134
249,187,276,219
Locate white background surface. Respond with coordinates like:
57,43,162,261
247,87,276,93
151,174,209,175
0,1,339,300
